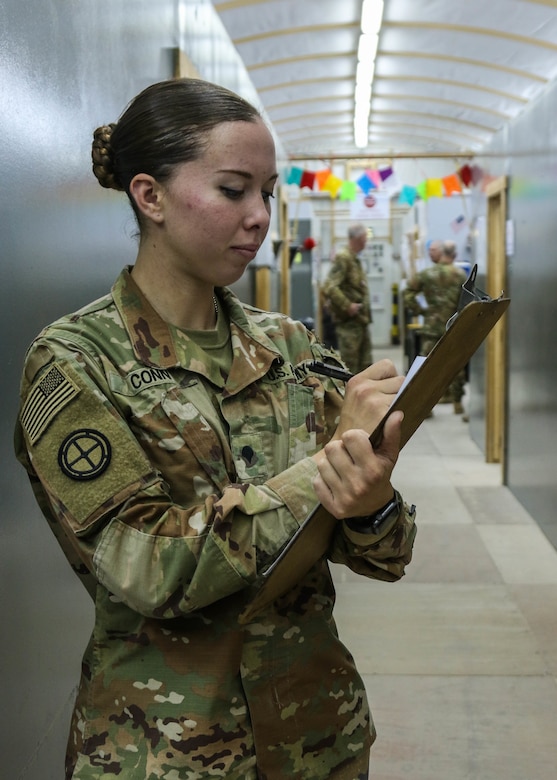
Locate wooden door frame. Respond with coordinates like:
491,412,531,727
484,176,508,465
279,189,290,315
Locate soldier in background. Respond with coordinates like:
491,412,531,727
322,223,372,374
404,240,467,416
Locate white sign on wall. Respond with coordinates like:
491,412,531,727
349,191,391,221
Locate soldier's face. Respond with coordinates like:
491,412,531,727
154,119,277,288
356,233,367,252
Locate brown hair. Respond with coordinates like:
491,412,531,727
91,78,261,220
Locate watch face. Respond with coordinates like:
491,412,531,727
375,494,401,524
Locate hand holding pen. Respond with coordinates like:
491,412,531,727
309,358,405,439
310,358,406,519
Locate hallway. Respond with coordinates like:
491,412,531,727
332,347,557,780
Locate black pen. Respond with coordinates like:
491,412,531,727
309,361,354,382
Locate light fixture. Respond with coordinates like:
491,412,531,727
353,0,384,148
361,0,384,35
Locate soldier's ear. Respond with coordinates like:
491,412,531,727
129,174,165,224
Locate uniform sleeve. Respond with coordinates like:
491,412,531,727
15,343,323,618
330,498,417,582
403,272,425,315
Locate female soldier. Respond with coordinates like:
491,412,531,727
15,78,416,779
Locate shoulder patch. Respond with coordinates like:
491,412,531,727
58,428,112,481
20,365,80,444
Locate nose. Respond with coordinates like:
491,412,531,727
244,193,271,231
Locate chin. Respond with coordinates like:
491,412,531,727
222,264,251,287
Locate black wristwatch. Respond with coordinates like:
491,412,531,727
345,491,402,535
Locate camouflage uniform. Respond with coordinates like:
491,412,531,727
322,247,372,375
15,267,416,780
404,263,467,402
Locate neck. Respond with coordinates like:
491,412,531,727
131,259,217,330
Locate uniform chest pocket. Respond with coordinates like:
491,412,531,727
286,381,319,464
230,381,318,485
127,384,232,502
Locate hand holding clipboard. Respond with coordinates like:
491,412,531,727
239,267,509,624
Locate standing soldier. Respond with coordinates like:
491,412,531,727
404,240,467,415
322,223,372,374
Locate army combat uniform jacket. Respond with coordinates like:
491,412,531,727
404,263,466,342
322,247,371,326
15,267,416,780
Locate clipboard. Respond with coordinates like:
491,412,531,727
239,285,510,624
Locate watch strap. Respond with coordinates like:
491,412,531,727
344,491,401,535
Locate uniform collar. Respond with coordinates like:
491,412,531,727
112,267,283,391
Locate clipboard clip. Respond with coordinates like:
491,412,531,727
446,264,496,330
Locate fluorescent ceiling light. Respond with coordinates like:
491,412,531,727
355,80,372,105
361,0,384,35
354,0,385,149
358,33,378,68
354,122,369,149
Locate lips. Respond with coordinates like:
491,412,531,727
231,244,259,259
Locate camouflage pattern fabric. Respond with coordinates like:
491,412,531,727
404,263,467,402
403,263,466,341
334,318,372,376
15,266,417,779
322,247,372,374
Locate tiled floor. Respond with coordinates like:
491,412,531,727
331,346,557,780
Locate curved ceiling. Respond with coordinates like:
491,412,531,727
213,0,557,160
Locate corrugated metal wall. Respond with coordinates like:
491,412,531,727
0,1,261,776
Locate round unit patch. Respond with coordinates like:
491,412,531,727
58,428,112,481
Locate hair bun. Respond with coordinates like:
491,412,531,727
92,124,123,190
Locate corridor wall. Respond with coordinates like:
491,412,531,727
479,85,557,549
0,1,264,776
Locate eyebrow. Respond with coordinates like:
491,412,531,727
218,169,279,183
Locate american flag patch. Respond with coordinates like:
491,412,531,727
21,365,80,444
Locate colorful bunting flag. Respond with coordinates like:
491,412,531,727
426,178,444,198
458,164,472,187
379,166,393,181
399,185,417,206
285,163,486,202
322,174,343,197
357,172,374,194
286,167,303,186
339,181,358,201
442,174,462,196
416,180,428,201
365,168,381,188
315,169,332,190
300,170,316,190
